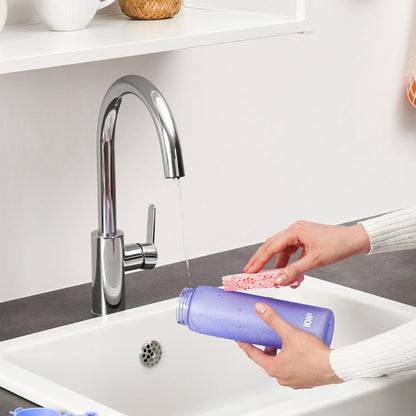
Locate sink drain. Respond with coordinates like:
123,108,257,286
140,340,162,368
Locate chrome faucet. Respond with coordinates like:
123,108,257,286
91,75,185,316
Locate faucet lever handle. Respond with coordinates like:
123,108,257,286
124,204,157,272
141,203,157,269
147,204,156,244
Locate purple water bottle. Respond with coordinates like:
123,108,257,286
176,286,334,348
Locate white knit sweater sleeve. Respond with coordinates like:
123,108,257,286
330,318,416,381
329,207,416,381
358,207,416,254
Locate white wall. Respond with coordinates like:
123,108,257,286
1,0,416,302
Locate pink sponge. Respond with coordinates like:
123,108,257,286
222,269,304,291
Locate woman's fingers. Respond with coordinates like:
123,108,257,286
275,246,299,269
279,255,316,285
290,274,305,289
237,342,274,368
245,231,299,273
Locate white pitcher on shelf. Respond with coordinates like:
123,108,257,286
35,0,115,31
0,0,7,33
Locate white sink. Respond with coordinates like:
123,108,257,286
1,277,416,415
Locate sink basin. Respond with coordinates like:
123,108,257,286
1,277,416,415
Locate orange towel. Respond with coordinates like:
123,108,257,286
407,74,416,107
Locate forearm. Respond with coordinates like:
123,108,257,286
359,207,416,255
330,318,416,380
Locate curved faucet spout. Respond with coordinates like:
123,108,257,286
97,75,185,236
92,75,185,316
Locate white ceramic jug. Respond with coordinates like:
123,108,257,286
0,0,7,33
35,0,115,31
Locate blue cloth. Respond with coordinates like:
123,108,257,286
10,408,97,416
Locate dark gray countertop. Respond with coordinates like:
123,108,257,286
1,241,415,412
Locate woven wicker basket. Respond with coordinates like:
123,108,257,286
119,0,182,19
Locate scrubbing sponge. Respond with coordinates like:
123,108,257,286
222,269,304,291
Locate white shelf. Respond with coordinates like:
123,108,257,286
0,6,307,75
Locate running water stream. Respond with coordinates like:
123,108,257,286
175,178,192,287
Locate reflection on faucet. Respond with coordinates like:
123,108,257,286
91,75,185,316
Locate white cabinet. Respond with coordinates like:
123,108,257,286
0,1,310,74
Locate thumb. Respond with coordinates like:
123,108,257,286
255,302,294,342
280,254,315,285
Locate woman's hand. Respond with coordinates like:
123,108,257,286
238,302,343,389
244,221,370,287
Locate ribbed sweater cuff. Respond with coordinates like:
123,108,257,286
358,207,416,255
330,318,416,381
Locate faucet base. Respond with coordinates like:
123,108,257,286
91,230,126,316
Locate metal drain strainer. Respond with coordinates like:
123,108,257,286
140,340,162,367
